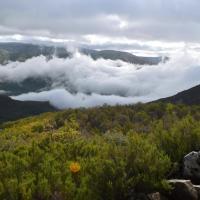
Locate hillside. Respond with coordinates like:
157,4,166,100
0,102,200,199
0,42,166,65
0,77,51,96
0,42,70,64
156,84,200,105
0,95,56,123
80,48,167,65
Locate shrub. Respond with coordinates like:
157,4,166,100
125,134,171,194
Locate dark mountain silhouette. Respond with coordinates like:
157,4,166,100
156,84,200,105
0,95,56,123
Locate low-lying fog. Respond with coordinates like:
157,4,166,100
0,51,200,109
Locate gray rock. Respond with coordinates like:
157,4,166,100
168,179,198,200
183,151,200,182
193,185,200,199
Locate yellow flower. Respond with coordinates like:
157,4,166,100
69,162,81,173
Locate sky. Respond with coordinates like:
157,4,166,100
1,0,200,55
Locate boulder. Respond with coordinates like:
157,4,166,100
193,185,200,199
168,179,198,200
183,151,200,182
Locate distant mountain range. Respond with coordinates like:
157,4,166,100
0,95,56,123
0,42,167,65
155,84,200,105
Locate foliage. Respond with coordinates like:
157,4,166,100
0,102,200,199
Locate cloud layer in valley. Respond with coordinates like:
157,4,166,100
0,51,198,108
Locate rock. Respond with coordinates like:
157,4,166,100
193,185,200,198
147,192,168,200
183,151,200,182
168,179,198,200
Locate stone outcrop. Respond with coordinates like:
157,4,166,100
168,179,198,200
183,151,200,183
146,151,200,200
194,185,200,198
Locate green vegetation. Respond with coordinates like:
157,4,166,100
0,102,200,199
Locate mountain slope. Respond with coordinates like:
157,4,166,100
0,77,51,96
80,48,167,65
0,42,166,65
156,84,200,105
0,95,56,123
0,42,71,64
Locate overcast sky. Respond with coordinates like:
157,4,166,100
0,0,200,54
0,0,199,41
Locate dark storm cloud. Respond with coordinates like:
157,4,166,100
0,0,200,42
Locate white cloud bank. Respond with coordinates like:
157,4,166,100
12,89,139,109
0,51,199,108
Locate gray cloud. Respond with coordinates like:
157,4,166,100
0,0,200,43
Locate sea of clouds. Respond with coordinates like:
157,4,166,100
0,51,200,109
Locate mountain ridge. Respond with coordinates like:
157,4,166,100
155,84,200,105
0,42,166,65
